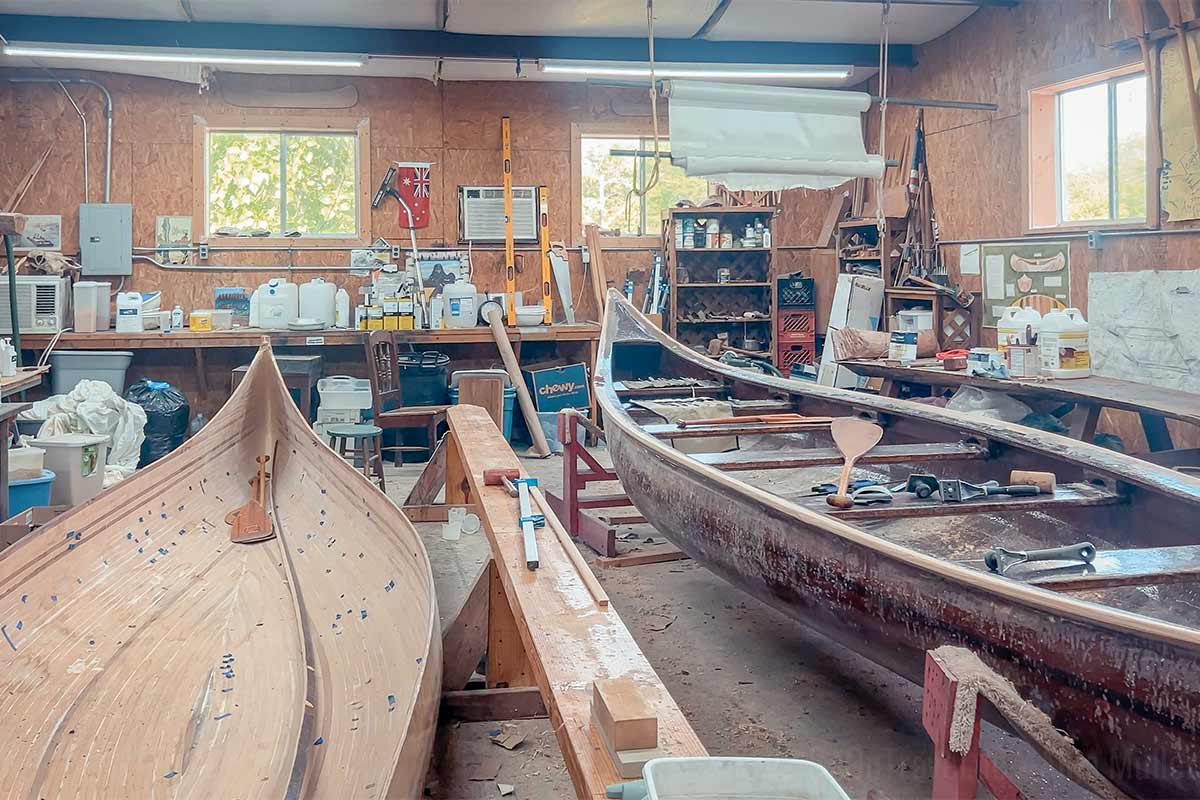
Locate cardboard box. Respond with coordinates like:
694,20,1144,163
819,274,884,389
521,361,590,413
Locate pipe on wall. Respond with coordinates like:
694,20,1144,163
56,81,88,203
7,76,113,202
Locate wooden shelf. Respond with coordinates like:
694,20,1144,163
677,318,771,324
678,282,770,288
668,206,777,215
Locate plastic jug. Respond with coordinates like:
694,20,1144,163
0,338,15,377
116,292,143,333
334,288,350,328
1039,308,1090,378
253,279,299,330
299,278,337,327
997,306,1041,350
443,279,478,329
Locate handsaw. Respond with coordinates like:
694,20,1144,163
226,454,275,544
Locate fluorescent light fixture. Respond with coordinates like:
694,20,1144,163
539,60,851,81
3,43,364,69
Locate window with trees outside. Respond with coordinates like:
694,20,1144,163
1028,66,1148,229
580,136,709,238
206,131,359,237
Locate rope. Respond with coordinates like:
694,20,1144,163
875,1,891,239
622,0,663,231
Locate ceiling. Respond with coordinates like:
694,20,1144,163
0,1,985,84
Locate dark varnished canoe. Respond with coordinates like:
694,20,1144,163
595,292,1200,798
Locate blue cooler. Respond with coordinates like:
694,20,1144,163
449,386,516,440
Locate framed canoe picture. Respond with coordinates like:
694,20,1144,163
980,241,1071,327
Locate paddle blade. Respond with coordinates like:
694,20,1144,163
229,501,274,544
830,417,884,461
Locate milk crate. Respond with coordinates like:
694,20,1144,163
777,342,817,374
777,276,815,309
777,309,817,344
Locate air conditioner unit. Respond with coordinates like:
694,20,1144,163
0,275,71,334
458,186,539,243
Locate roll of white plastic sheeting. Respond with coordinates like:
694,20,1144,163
666,80,885,190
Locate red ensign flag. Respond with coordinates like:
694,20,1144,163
394,161,432,229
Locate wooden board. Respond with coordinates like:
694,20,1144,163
442,562,490,691
597,547,689,569
0,365,47,398
691,441,989,471
643,420,829,439
458,375,505,429
0,343,441,796
446,404,706,799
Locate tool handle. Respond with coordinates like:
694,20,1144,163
983,484,1040,497
1022,542,1096,565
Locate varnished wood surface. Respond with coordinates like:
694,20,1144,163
841,358,1200,427
446,404,706,799
691,441,989,471
20,323,601,351
0,344,440,797
0,365,47,398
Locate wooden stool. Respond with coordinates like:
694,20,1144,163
326,423,386,490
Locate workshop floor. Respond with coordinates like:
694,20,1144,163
382,446,1093,800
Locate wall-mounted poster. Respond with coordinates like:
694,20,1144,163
1161,31,1200,222
13,215,61,251
156,215,192,264
980,241,1071,327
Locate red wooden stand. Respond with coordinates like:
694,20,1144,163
923,650,1025,800
542,410,631,557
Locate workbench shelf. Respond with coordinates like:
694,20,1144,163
665,206,778,361
836,216,905,282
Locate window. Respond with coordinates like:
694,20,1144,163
1029,66,1147,229
205,129,360,237
577,133,708,239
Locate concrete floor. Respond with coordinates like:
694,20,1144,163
382,446,1092,800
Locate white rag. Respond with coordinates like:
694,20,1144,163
20,380,147,486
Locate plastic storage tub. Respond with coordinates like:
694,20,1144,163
317,376,373,410
642,757,851,800
50,350,134,395
73,281,111,333
449,385,516,440
31,433,108,506
8,469,55,518
8,445,45,480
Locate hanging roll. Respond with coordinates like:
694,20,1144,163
664,80,886,191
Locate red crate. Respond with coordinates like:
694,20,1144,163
777,343,817,373
777,309,816,344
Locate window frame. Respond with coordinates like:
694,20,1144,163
571,120,706,248
1026,62,1154,232
192,114,371,246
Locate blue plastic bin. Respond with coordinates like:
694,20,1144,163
9,469,56,518
449,386,516,440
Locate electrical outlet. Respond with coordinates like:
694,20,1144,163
198,242,209,260
391,244,402,261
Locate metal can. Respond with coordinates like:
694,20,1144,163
716,268,732,284
720,231,733,249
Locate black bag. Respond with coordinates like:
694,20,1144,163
125,380,190,466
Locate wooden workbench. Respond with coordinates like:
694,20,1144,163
840,358,1200,451
0,366,47,398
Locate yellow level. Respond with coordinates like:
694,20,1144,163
502,116,516,326
538,185,552,324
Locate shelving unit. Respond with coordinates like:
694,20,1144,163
665,206,778,362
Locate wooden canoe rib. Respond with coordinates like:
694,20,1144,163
0,343,439,798
596,292,1200,798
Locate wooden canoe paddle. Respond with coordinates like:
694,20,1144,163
227,455,275,544
826,418,884,509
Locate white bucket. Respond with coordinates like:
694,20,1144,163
643,757,851,800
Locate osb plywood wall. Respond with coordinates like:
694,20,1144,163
0,72,733,323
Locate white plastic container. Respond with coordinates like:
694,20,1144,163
1040,307,1090,378
0,338,15,377
32,433,109,506
115,292,143,333
335,288,351,328
317,376,373,410
72,281,110,333
897,309,933,332
171,304,184,330
997,306,1042,350
8,445,45,480
444,280,478,329
643,757,850,800
300,278,337,327
253,279,299,330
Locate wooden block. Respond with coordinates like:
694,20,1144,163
458,376,505,430
592,678,658,752
0,213,27,237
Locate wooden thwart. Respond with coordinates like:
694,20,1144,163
692,441,989,471
645,420,831,439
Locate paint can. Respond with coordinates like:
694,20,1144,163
1006,344,1039,378
967,347,1005,376
888,330,918,363
716,268,732,284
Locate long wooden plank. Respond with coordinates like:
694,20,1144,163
446,405,706,799
959,545,1200,591
821,482,1122,521
645,420,830,439
691,441,989,471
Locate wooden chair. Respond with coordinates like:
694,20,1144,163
365,331,449,464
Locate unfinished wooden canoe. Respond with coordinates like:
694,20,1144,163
596,292,1200,798
0,343,440,798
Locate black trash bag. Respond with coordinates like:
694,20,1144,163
125,379,190,466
